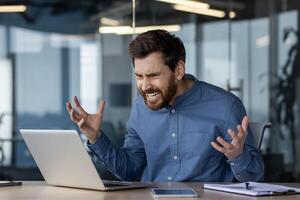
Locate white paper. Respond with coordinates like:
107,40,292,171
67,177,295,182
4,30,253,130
204,182,300,196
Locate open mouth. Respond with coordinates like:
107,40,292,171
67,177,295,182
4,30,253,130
145,91,161,103
146,92,159,99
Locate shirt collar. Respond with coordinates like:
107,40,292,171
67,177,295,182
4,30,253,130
172,74,199,107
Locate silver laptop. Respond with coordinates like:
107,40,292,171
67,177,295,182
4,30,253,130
20,129,151,191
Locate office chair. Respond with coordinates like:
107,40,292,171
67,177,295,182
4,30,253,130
248,122,271,150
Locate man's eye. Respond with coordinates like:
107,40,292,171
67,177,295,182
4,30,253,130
150,74,159,77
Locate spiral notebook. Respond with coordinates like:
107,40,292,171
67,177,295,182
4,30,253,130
204,182,300,197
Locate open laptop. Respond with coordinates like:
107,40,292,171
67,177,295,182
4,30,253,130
20,129,152,191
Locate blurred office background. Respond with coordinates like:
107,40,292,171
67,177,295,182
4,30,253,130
0,0,299,182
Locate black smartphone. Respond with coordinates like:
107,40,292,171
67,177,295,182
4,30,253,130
152,188,199,198
0,181,22,187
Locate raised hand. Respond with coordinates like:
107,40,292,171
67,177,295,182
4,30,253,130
66,96,105,144
211,116,249,160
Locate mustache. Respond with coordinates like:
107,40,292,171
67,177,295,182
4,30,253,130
142,88,160,94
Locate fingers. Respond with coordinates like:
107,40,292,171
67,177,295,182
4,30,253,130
212,117,250,159
211,136,233,154
242,115,249,133
78,118,85,129
211,141,226,153
74,96,87,115
227,125,247,145
216,137,233,149
211,135,243,160
237,116,249,139
237,125,248,140
66,101,80,123
227,129,239,141
66,101,72,112
227,116,249,140
70,108,80,123
97,100,105,116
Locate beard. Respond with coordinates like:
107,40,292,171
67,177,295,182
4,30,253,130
139,76,177,110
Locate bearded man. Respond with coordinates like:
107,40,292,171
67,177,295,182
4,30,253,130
66,30,264,182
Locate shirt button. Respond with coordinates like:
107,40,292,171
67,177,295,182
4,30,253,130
171,133,176,137
171,109,175,114
168,176,172,181
230,162,235,166
173,156,178,160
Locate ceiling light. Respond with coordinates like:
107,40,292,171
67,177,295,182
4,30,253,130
131,25,181,35
174,4,225,18
0,5,26,13
156,0,209,10
99,26,132,34
229,11,236,19
99,25,181,35
100,17,120,26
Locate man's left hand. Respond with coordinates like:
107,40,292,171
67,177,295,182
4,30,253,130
211,116,249,160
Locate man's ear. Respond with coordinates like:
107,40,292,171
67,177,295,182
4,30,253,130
175,60,185,81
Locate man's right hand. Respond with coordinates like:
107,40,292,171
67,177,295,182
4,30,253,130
66,96,105,144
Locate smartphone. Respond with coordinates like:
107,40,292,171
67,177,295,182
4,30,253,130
151,188,199,198
0,181,22,187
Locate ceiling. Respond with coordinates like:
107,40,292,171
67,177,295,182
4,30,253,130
0,0,289,34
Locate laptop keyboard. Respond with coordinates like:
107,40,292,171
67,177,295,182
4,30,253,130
103,181,132,187
104,183,129,187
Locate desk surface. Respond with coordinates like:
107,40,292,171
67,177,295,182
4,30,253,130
0,182,300,200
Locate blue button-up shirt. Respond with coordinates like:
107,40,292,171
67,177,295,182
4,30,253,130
89,74,264,182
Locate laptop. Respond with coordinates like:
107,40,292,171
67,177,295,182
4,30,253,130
20,129,152,191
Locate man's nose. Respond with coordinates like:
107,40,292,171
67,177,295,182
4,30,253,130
141,78,152,92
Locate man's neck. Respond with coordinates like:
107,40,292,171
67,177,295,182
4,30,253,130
169,77,195,106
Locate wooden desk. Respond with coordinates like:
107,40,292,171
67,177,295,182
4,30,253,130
0,182,299,200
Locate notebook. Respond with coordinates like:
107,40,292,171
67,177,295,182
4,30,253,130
204,182,300,196
20,129,152,191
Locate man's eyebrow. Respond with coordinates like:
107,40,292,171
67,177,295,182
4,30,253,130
145,72,161,76
134,72,161,76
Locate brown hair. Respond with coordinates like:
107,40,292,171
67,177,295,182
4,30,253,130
128,29,186,71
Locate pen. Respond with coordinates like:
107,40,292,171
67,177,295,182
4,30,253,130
245,182,250,190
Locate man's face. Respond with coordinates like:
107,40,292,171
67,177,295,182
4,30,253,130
134,52,177,110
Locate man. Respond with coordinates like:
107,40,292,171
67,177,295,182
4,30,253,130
66,30,264,182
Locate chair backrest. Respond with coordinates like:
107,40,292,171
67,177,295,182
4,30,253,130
248,122,271,150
